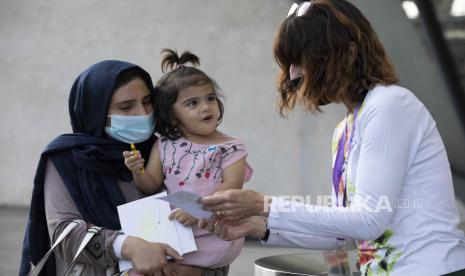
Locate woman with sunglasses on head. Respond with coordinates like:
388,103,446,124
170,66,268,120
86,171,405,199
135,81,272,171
200,1,465,275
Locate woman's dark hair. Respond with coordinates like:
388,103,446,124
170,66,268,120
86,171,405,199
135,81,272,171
154,49,224,139
273,0,398,115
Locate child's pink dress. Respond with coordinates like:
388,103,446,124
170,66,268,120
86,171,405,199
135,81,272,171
158,134,253,268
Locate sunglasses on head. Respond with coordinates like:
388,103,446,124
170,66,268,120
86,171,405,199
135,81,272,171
286,2,312,89
289,64,303,89
287,1,312,17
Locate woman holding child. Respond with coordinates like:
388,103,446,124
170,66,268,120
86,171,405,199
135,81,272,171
19,59,232,275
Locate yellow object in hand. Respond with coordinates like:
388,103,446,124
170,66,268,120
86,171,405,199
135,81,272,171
130,143,144,175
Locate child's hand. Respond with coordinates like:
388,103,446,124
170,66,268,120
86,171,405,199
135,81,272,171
169,209,199,226
198,216,221,232
123,150,145,175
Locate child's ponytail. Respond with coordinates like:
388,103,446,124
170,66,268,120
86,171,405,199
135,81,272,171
161,48,200,73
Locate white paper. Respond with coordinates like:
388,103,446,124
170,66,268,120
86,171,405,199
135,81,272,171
117,191,197,272
158,191,214,219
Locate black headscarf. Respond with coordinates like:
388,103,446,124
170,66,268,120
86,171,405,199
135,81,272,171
20,60,156,276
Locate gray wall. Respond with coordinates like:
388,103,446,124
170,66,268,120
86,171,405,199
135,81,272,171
0,0,463,229
0,0,345,206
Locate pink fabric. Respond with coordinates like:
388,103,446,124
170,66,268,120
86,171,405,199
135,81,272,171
158,135,253,268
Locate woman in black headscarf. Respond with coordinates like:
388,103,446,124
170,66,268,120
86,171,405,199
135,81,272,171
19,60,206,275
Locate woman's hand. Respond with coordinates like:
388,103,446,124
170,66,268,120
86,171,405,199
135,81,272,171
121,236,182,275
162,263,203,276
123,150,145,175
200,216,267,241
169,209,199,226
197,216,220,233
200,189,268,221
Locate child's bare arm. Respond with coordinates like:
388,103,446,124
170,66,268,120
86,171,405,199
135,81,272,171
171,155,247,226
171,157,247,226
214,157,247,192
123,140,164,195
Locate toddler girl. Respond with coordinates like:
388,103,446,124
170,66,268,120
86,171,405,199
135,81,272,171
124,49,252,269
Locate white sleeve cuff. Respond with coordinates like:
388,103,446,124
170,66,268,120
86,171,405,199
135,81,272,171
268,196,292,221
260,228,281,246
112,234,128,259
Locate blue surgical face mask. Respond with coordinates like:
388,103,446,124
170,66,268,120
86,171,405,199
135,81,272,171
104,112,156,144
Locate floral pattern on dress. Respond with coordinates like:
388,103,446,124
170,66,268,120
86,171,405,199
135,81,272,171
357,230,402,276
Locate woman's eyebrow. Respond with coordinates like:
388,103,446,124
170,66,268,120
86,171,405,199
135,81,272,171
115,99,136,105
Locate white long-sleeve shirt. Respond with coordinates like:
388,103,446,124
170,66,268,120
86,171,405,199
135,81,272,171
264,229,356,250
266,85,465,275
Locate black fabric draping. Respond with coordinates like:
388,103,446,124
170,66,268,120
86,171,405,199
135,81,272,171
20,60,156,276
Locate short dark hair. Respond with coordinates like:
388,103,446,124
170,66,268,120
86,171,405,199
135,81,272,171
273,0,398,115
154,49,224,139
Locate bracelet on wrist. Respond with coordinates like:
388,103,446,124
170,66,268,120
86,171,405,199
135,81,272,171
260,218,270,242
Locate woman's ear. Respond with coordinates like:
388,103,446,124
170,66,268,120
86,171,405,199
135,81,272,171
349,42,358,65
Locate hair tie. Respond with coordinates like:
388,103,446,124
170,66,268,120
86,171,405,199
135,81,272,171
176,64,184,69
